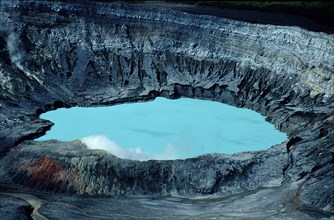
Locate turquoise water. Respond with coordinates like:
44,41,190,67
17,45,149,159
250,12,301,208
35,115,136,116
38,97,287,160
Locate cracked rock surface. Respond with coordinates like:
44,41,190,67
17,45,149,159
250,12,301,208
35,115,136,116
0,1,333,219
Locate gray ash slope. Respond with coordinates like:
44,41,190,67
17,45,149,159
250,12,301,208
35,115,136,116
0,0,333,218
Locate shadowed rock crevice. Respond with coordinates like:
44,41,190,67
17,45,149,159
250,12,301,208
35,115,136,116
0,0,333,217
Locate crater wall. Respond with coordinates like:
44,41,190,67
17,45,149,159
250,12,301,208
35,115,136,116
0,0,333,216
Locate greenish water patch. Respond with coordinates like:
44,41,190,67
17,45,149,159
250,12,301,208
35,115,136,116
38,97,287,160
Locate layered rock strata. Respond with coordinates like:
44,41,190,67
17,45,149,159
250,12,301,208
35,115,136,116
0,0,333,218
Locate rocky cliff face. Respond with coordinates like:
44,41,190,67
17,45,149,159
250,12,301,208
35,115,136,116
0,0,333,218
1,140,288,197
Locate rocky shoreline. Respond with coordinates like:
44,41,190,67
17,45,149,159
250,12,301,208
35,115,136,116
0,0,333,219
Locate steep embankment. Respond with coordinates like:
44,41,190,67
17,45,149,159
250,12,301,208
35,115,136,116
0,0,333,217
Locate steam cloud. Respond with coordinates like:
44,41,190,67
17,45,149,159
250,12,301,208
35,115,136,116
7,32,26,71
80,135,182,161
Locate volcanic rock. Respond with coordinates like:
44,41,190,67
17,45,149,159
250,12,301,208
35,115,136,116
0,0,333,219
